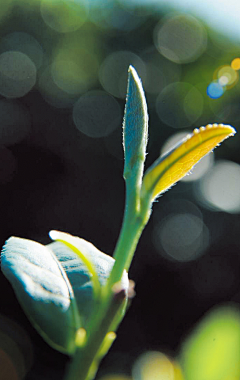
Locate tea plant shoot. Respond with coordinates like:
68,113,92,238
1,66,236,380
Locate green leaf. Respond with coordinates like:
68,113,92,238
49,230,102,303
123,65,148,184
1,236,79,354
1,233,129,354
141,124,236,201
180,306,240,380
48,232,129,327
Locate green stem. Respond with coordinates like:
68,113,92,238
64,292,126,380
106,178,151,290
64,177,152,380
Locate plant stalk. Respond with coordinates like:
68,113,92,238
64,292,127,380
106,176,151,290
65,175,152,380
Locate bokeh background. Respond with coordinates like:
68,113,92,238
0,0,240,379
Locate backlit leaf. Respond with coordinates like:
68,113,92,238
141,124,236,200
1,233,129,354
180,306,240,380
1,237,80,354
48,232,129,327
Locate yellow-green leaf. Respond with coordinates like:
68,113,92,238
141,123,236,200
180,306,240,380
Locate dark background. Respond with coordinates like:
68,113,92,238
0,1,239,379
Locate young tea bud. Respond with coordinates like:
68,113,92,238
123,66,148,185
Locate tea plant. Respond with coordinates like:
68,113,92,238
1,66,236,380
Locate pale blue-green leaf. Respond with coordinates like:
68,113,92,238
48,239,129,327
123,65,148,182
1,235,129,354
1,237,80,354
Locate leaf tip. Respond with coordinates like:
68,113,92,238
204,123,236,136
221,123,236,136
123,65,148,180
141,122,236,202
49,230,61,241
128,65,138,80
128,64,134,73
127,65,145,101
192,123,236,136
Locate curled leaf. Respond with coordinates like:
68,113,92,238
141,123,236,201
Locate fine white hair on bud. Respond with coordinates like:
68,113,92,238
122,65,149,185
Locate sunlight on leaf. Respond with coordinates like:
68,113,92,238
180,306,240,380
48,233,129,326
1,237,80,354
142,124,236,200
1,233,129,354
49,230,102,300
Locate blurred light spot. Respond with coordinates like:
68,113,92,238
38,66,76,108
153,213,209,262
89,0,144,31
217,65,238,87
207,61,240,99
173,362,184,380
0,100,31,145
222,102,240,123
0,0,13,24
208,93,233,121
0,314,33,380
51,60,82,94
119,0,154,17
88,0,115,29
156,82,203,128
197,160,240,213
154,14,207,64
106,6,136,31
142,51,181,95
144,61,167,94
40,0,88,33
218,76,228,86
0,349,19,380
0,335,24,378
152,199,203,225
0,32,43,69
51,48,98,95
73,91,121,138
132,351,174,380
183,86,204,122
0,147,16,184
231,58,240,70
161,132,214,182
99,51,146,98
207,82,224,99
0,51,36,98
180,306,240,380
